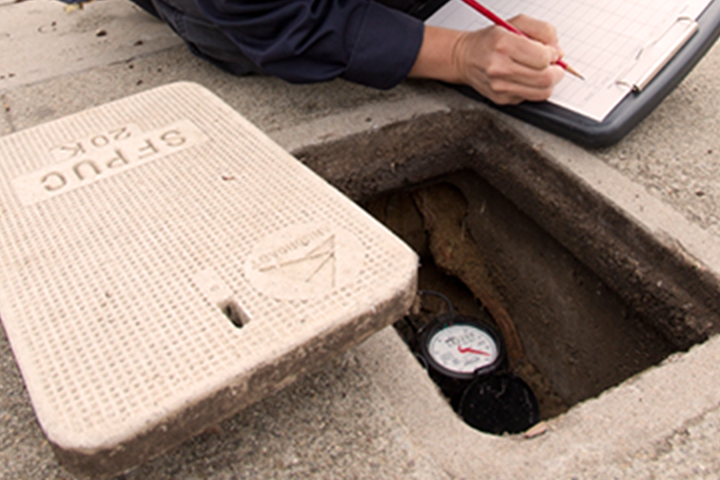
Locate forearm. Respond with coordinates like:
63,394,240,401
196,0,423,89
408,25,465,84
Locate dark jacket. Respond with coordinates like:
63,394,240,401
62,0,427,89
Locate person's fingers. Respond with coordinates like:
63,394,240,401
507,14,565,60
485,59,564,91
453,25,565,104
508,14,558,46
471,65,564,104
469,28,563,83
489,29,560,72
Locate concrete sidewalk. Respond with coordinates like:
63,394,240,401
2,1,720,479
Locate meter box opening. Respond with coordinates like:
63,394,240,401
0,82,418,478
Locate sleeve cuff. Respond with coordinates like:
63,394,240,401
342,1,424,90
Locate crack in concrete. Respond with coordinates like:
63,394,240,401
645,401,720,462
0,93,15,133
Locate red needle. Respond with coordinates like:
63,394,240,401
458,345,491,356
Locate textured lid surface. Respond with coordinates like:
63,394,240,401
0,82,417,474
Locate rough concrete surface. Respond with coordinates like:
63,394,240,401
0,0,181,90
596,40,720,240
1,45,418,134
2,0,720,479
0,326,448,480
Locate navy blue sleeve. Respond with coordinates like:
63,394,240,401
197,0,425,89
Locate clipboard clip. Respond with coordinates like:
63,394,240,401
616,16,699,92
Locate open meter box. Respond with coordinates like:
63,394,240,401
0,82,418,477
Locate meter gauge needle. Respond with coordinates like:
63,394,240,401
457,345,491,356
422,318,504,379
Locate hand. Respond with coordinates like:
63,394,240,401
454,15,565,104
409,15,565,105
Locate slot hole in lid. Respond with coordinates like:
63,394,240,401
220,300,249,328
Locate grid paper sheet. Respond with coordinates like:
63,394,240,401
427,0,713,120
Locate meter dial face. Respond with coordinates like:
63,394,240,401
428,324,499,375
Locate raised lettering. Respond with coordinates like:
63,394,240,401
13,120,208,206
57,142,85,159
106,149,130,169
41,172,67,192
73,160,101,181
137,140,159,159
160,130,186,147
251,228,330,270
91,135,110,148
110,126,131,141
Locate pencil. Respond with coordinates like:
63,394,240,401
460,0,584,79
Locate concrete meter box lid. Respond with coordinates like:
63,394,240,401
0,82,418,477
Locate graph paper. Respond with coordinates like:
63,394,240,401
427,0,713,120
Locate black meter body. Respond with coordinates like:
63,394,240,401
418,314,506,409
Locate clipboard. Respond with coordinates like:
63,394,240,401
414,0,720,148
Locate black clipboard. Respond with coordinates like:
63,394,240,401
412,0,720,148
